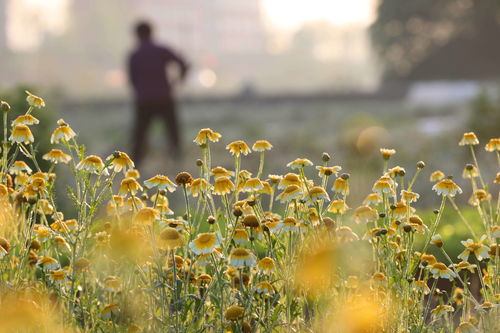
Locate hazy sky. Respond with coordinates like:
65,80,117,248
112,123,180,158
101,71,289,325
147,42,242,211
7,0,376,51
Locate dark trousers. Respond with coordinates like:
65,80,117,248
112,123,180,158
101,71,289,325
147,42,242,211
132,99,180,168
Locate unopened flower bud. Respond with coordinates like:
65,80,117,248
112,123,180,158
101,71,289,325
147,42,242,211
340,173,350,180
322,152,331,162
0,101,10,113
416,161,425,169
196,159,203,167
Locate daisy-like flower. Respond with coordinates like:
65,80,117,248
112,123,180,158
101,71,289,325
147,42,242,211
380,148,396,160
492,225,500,238
336,226,359,242
226,140,251,156
241,178,264,192
392,201,414,218
158,227,185,250
457,236,490,262
408,215,429,234
12,114,39,126
372,176,395,195
0,237,11,258
76,155,107,175
287,158,313,170
468,189,490,206
327,199,349,213
431,234,443,247
354,205,378,224
431,305,454,317
14,172,29,187
193,128,221,145
278,173,301,189
454,261,477,273
51,120,77,143
332,177,349,195
430,170,445,182
48,269,68,283
189,178,212,197
485,138,500,152
9,125,34,144
420,253,438,267
316,165,341,177
462,165,479,179
213,176,234,195
189,233,221,255
9,161,32,175
432,178,462,197
401,190,419,203
43,149,72,164
255,281,275,295
144,174,176,191
257,257,276,274
387,166,405,178
475,302,498,312
101,303,119,319
242,214,260,228
233,228,249,245
119,177,143,195
225,305,244,321
412,280,431,295
308,186,330,202
211,166,234,179
429,262,457,280
103,276,122,292
25,90,45,108
160,218,185,230
252,140,273,152
126,169,141,179
134,207,159,224
278,217,297,231
38,255,59,271
363,193,382,206
229,248,256,267
54,236,70,251
459,132,479,146
259,181,273,195
455,322,477,333
107,151,134,173
277,184,303,203
267,174,283,185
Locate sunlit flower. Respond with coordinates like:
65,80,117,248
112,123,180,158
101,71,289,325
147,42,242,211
211,166,234,179
25,90,45,108
308,186,330,202
392,201,414,218
455,321,477,333
241,177,264,192
226,140,251,156
144,174,176,191
38,255,59,271
430,170,445,182
229,248,256,267
213,176,234,195
14,172,29,187
401,190,419,203
277,185,303,202
126,169,141,179
475,302,498,312
372,176,395,195
459,132,479,146
160,218,186,230
9,161,32,175
458,236,490,262
328,199,349,213
354,205,378,224
13,114,39,126
196,274,212,286
158,228,185,250
431,305,454,317
51,121,77,144
420,253,437,267
252,140,273,152
332,177,349,195
363,193,382,206
412,280,431,295
387,166,405,177
103,276,122,292
432,179,462,197
76,155,107,175
193,128,221,145
255,281,275,295
0,237,11,258
430,262,456,280
278,173,301,189
380,148,396,160
267,174,283,185
408,215,429,234
43,149,72,164
485,138,500,152
257,257,276,274
134,207,159,224
54,236,70,251
189,178,211,197
189,233,220,255
316,165,341,177
233,228,249,245
225,305,244,321
101,303,119,319
468,189,490,206
453,288,465,305
258,181,273,195
336,226,359,242
10,125,34,144
454,261,477,273
430,234,443,247
48,269,68,283
462,165,479,179
287,158,313,169
107,151,134,173
242,214,260,228
492,225,500,238
119,177,143,195
496,172,500,184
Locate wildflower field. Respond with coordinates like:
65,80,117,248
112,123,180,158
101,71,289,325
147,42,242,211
0,92,499,332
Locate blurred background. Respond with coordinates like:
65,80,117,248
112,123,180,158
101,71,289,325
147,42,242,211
1,0,499,214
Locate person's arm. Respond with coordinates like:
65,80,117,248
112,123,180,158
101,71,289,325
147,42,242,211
128,53,139,89
163,47,189,82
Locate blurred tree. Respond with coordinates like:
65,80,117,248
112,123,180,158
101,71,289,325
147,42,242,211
371,0,500,80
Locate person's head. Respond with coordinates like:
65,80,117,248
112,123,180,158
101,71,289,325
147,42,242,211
135,21,152,41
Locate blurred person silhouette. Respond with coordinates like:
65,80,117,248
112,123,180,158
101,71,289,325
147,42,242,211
128,21,189,168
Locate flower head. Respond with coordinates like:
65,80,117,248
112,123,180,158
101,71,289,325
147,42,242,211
13,114,39,126
43,149,72,164
316,165,341,177
193,128,221,145
229,248,256,267
144,175,176,191
252,140,273,152
287,158,313,169
257,257,276,273
189,233,220,255
10,125,34,144
25,90,45,108
432,179,462,197
134,207,159,224
9,161,32,175
459,132,479,146
277,184,303,202
158,228,185,250
485,138,500,152
458,236,490,262
430,170,445,182
226,140,251,156
213,176,234,195
51,121,76,144
76,155,107,175
107,151,134,173
430,262,456,280
354,205,378,224
380,148,396,160
119,177,143,195
328,199,349,213
225,305,244,321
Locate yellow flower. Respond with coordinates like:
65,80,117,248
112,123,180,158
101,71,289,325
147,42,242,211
42,149,72,164
430,234,443,247
119,177,143,195
485,138,500,152
226,140,251,156
392,201,414,218
255,281,275,295
241,177,264,192
107,151,134,173
453,288,465,305
432,179,462,197
412,280,430,295
401,190,419,203
430,170,445,182
50,121,77,143
455,322,477,333
353,205,378,224
10,125,34,144
76,155,107,175
462,165,479,179
496,172,500,184
387,166,405,177
429,262,456,280
189,233,220,255
210,166,234,179
9,161,32,175
233,228,249,245
380,148,396,160
278,173,301,189
126,169,141,179
12,114,39,126
134,207,159,224
48,269,68,283
286,158,313,169
158,228,185,250
258,181,273,195
431,305,454,317
189,178,212,197
37,255,59,271
336,226,359,242
103,276,122,292
420,253,437,267
458,236,490,262
193,128,221,145
229,248,256,267
225,305,244,321
257,257,276,273
25,90,45,108
408,215,429,234
372,176,395,195
213,176,234,195
252,140,273,152
316,165,341,177
277,184,303,202
328,199,349,213
454,261,476,273
363,193,382,205
459,132,479,146
267,174,283,185
332,177,349,195
100,303,119,319
308,186,330,202
144,174,176,191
